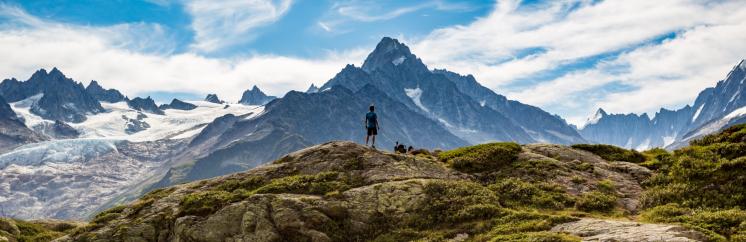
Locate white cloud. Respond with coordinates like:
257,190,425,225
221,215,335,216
407,0,746,125
185,0,293,52
0,4,366,102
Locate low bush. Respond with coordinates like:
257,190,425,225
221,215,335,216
574,191,616,212
14,219,65,242
489,178,575,210
438,142,521,173
641,204,746,239
418,180,501,226
571,144,646,163
253,172,350,195
179,190,236,216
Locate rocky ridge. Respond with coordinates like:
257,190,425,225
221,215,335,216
57,141,711,242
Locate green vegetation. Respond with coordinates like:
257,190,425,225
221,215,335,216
489,178,574,210
574,191,617,212
438,142,521,173
0,218,70,242
571,144,645,163
253,172,351,195
637,123,746,240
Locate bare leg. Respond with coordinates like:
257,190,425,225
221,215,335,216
372,135,376,147
365,135,369,146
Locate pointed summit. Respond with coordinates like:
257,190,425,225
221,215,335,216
239,85,276,105
361,37,422,73
306,84,319,93
86,80,126,103
204,94,224,104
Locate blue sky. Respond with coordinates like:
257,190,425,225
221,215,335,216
0,0,744,125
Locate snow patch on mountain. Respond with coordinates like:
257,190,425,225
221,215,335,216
692,104,704,122
404,87,429,112
12,100,263,142
392,56,406,66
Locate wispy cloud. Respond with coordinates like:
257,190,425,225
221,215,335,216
318,0,478,33
185,0,293,52
0,4,366,101
409,0,746,125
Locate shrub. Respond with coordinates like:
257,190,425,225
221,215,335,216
418,180,500,226
571,144,645,163
13,220,65,242
438,142,522,173
215,175,264,192
179,190,236,216
574,191,616,212
489,178,575,210
488,231,580,242
253,172,350,195
639,203,691,223
596,179,615,194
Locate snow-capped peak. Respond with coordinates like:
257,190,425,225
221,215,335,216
580,108,607,128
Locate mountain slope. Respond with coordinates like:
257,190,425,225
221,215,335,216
322,37,541,144
435,69,585,144
153,84,469,189
580,59,746,149
0,95,47,153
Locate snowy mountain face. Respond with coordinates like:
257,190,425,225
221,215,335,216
580,60,746,150
0,68,104,123
0,70,267,219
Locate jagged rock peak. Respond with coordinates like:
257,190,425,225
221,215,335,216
86,80,126,103
204,94,224,104
239,85,276,105
361,37,418,72
306,84,319,93
127,96,164,115
159,98,197,111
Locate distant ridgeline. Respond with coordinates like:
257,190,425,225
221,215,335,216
580,60,746,150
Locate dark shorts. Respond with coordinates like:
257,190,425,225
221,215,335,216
367,127,377,136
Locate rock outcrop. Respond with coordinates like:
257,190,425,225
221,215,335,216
552,218,709,242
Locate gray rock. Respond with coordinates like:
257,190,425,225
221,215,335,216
552,218,709,242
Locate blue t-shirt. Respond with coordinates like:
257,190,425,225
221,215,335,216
366,112,377,128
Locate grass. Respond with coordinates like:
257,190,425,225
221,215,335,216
438,142,521,173
12,219,67,242
489,178,575,210
571,144,646,163
574,191,617,213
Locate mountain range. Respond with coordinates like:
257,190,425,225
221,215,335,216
0,37,744,220
580,60,746,149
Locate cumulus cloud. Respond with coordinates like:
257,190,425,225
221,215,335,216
409,0,746,125
185,0,293,52
0,4,366,102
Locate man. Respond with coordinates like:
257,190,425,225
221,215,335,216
365,105,379,148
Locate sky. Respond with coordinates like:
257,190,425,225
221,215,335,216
0,0,744,126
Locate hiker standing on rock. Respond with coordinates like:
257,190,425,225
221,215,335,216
365,105,379,149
